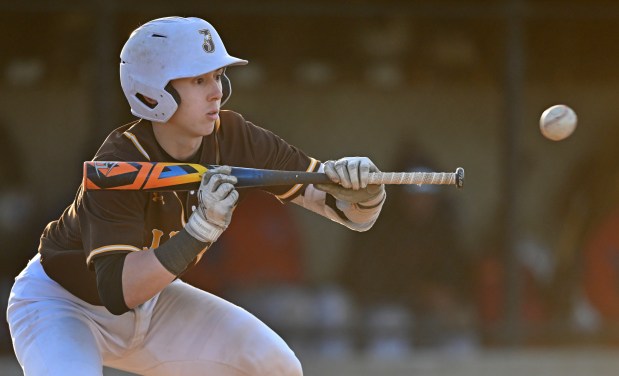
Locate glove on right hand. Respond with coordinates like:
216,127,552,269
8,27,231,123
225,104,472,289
185,166,239,243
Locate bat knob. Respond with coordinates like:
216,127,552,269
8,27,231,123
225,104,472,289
455,167,465,189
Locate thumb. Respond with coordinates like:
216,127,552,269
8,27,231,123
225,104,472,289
314,183,354,200
313,183,337,194
314,183,351,197
366,184,383,196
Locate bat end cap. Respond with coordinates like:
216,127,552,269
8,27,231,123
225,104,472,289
455,167,465,189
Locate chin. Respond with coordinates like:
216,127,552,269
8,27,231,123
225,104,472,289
198,123,216,136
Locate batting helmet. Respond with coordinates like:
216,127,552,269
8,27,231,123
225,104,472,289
120,17,248,122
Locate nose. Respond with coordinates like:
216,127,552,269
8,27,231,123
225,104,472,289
208,79,223,102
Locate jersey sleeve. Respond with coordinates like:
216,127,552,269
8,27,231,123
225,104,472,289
78,188,148,267
217,111,320,201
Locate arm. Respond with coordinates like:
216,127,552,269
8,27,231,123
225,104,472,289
122,243,179,309
95,166,238,313
138,166,237,307
94,229,207,313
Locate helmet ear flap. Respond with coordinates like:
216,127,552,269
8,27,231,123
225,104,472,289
221,73,232,106
164,82,181,106
122,73,178,122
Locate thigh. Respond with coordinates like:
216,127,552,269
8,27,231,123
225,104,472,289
8,299,103,376
113,281,302,376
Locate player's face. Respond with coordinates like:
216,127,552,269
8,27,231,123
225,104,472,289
166,68,225,137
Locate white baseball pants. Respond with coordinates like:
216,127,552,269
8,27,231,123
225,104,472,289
7,254,302,376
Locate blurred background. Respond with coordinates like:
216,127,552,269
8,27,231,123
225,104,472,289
2,0,619,374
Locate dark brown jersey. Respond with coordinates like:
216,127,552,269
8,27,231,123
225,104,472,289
39,110,319,305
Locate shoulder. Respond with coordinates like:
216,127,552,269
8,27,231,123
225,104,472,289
219,110,246,125
218,110,251,135
217,110,279,141
94,119,155,161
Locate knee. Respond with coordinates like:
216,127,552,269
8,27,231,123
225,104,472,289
278,350,303,376
247,342,302,376
241,332,303,376
229,305,304,375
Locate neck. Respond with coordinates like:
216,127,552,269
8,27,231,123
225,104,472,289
152,122,202,161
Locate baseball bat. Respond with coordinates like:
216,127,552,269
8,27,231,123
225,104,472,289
83,161,464,191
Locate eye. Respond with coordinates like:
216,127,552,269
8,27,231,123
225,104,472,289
215,72,223,82
195,77,205,85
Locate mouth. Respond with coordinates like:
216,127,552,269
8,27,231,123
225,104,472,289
206,109,219,119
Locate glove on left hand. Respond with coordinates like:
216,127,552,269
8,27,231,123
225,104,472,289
314,157,385,204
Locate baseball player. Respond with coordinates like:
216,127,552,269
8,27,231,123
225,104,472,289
7,16,386,376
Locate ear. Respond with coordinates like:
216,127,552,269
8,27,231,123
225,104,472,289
135,92,159,109
143,95,158,106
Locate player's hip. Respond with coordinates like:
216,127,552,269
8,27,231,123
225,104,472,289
9,254,100,308
7,253,160,356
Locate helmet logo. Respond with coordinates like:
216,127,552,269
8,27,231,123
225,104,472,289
198,29,215,53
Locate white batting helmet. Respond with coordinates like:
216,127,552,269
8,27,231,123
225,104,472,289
120,17,248,122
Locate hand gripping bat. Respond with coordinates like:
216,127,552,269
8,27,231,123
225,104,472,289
83,161,464,192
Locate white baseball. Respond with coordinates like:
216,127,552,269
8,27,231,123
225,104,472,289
539,104,577,141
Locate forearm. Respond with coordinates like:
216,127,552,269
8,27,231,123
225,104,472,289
123,229,208,309
120,167,235,309
122,249,176,309
292,184,385,231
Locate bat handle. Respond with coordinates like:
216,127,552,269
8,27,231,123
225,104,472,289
368,167,464,188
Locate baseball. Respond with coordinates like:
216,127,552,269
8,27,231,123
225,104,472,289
539,104,577,141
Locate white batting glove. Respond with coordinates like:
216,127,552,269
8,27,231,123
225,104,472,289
314,157,385,205
185,166,239,243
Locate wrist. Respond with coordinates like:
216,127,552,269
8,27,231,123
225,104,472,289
334,190,385,226
153,229,210,276
185,212,225,243
357,188,386,209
